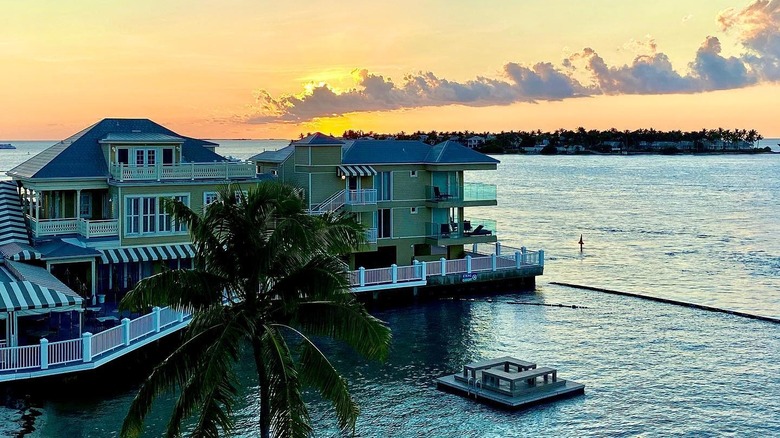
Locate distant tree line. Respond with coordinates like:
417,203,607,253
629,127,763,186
335,127,769,154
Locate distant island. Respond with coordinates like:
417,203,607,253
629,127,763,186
331,128,772,155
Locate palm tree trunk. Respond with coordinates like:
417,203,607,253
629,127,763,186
253,336,271,438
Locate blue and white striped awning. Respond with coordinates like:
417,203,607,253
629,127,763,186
99,244,196,264
337,165,377,177
0,243,42,261
0,281,83,313
0,181,29,247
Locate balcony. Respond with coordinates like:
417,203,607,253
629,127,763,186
110,162,256,182
28,216,118,239
365,227,378,244
425,182,497,207
425,218,497,246
344,189,378,213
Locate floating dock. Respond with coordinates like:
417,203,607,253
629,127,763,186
435,356,584,409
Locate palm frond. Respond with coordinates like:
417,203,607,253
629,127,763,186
295,301,391,362
261,326,312,438
275,324,359,433
120,270,228,312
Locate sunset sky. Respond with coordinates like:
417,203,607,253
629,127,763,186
2,0,780,140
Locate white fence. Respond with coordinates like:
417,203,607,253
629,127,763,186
0,306,190,379
111,162,256,182
349,248,544,289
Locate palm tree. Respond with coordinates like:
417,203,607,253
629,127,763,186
119,182,392,438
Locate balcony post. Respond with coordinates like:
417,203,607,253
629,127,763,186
391,264,398,283
122,318,131,346
153,306,161,333
82,332,93,363
472,243,478,254
491,253,497,272
157,163,161,181
515,251,522,269
539,250,545,267
466,255,472,274
359,267,366,287
225,161,229,180
177,309,184,323
420,261,427,279
495,241,501,256
40,338,49,370
191,162,195,180
521,247,527,264
440,257,447,276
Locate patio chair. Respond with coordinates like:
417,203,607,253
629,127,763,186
433,186,452,200
440,223,451,238
470,224,492,236
463,221,472,234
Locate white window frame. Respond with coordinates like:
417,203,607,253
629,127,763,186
133,148,158,167
410,207,418,214
124,193,190,236
203,191,219,212
410,170,418,178
80,192,92,218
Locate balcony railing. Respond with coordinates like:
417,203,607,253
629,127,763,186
346,189,377,206
110,162,256,182
28,216,118,238
365,228,378,244
426,183,496,203
426,217,497,239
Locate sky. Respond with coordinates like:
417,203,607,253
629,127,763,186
2,0,780,140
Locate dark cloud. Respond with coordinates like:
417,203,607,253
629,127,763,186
246,0,780,124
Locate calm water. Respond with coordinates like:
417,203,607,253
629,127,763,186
1,139,779,436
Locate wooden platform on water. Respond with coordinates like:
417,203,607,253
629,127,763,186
435,357,584,409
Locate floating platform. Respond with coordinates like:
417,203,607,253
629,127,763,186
435,356,584,409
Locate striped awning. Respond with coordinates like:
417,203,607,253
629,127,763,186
0,281,83,313
99,244,196,264
337,165,377,177
0,181,29,247
0,243,42,262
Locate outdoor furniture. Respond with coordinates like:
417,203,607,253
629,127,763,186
433,186,452,200
440,223,451,238
470,224,492,235
463,221,472,233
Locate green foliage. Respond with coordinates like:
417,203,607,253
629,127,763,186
120,181,391,438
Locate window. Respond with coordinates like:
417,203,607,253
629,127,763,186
203,192,218,212
134,149,157,166
375,172,392,201
270,169,278,176
410,170,418,178
117,149,129,165
377,208,392,238
410,207,418,214
162,149,174,165
159,195,189,232
125,195,188,236
80,192,92,218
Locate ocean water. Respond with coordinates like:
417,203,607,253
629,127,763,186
1,139,779,436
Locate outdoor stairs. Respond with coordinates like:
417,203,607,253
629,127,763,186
308,189,345,215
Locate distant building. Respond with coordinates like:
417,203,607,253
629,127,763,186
466,136,485,149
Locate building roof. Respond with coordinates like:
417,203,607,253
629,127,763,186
7,118,225,180
35,239,102,261
100,132,185,144
248,145,295,163
341,139,499,166
292,133,344,146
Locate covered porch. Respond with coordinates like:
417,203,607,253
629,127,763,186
19,184,117,239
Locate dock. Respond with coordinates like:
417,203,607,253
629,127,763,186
436,356,584,409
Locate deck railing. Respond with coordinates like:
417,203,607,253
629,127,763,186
110,162,256,182
28,216,118,238
0,306,191,380
349,248,544,290
346,189,377,206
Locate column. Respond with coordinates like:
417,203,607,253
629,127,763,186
90,260,97,297
76,189,81,220
40,338,49,370
82,332,93,363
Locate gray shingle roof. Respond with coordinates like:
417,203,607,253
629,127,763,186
341,139,499,165
292,133,344,146
7,118,224,179
248,145,294,163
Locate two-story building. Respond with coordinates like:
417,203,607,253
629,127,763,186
250,133,500,269
4,118,264,301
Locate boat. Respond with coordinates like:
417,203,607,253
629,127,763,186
436,356,584,409
0,143,15,149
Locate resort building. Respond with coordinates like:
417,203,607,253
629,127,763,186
250,134,501,268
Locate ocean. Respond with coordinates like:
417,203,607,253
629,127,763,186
1,139,779,436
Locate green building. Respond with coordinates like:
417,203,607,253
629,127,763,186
250,133,500,269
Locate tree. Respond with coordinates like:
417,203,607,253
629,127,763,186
120,182,391,438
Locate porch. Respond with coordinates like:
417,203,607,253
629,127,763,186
110,161,256,182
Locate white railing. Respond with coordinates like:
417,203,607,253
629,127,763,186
159,307,179,329
0,345,41,371
77,218,119,238
49,338,83,366
345,189,377,206
365,228,378,244
110,162,256,182
349,248,544,289
28,217,78,237
129,313,155,341
91,325,124,357
309,190,345,215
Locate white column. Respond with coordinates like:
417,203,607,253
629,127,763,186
466,255,472,274
76,189,81,220
82,332,93,363
122,318,131,346
359,267,366,287
391,264,398,283
491,253,497,271
90,260,97,297
40,338,49,370
153,306,161,332
440,257,447,276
